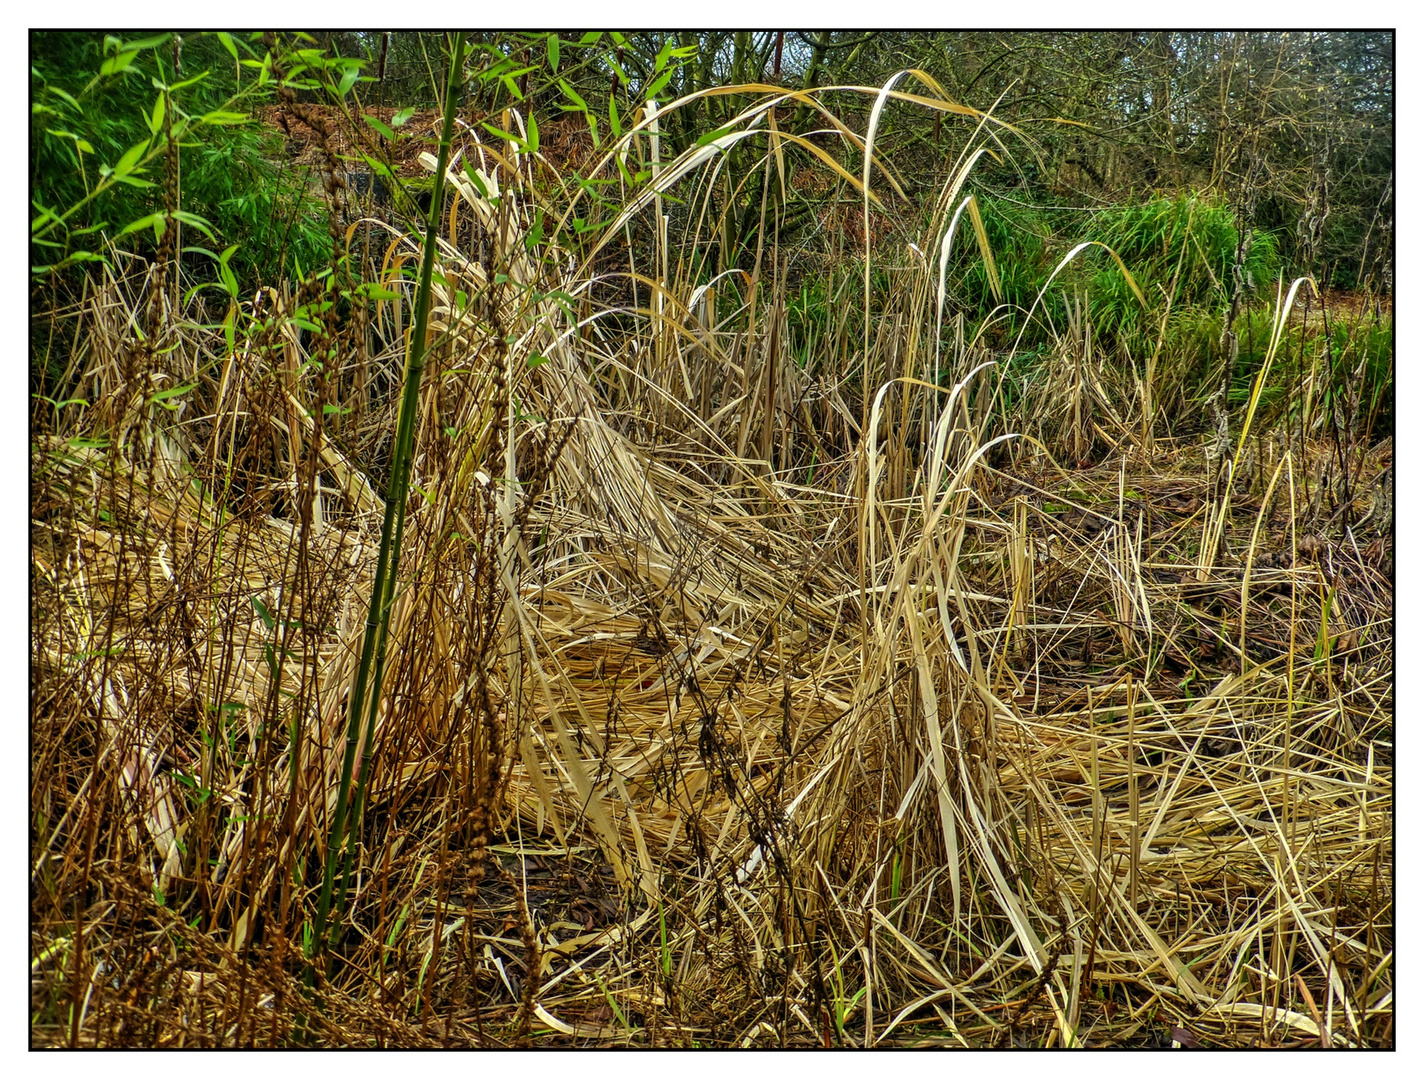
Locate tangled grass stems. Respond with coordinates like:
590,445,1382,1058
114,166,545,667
31,64,1392,1047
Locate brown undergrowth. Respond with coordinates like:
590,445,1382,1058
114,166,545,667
31,78,1392,1048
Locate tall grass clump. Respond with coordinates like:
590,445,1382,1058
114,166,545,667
32,35,1392,1048
1085,196,1271,354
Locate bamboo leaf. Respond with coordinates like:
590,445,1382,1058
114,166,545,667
169,209,216,240
148,94,166,137
118,212,165,239
113,137,150,179
363,114,397,142
559,79,587,113
99,50,140,77
337,66,360,99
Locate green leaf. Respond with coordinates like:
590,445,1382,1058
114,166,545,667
49,86,81,112
113,138,150,178
151,381,196,402
359,155,394,178
579,32,602,46
337,66,360,99
645,68,675,101
169,209,216,240
35,394,89,411
118,212,166,240
148,94,166,136
32,251,107,275
463,163,489,198
363,114,397,142
547,34,560,72
218,245,240,298
216,31,238,62
480,121,525,150
120,33,172,53
526,114,539,154
45,129,94,154
167,72,211,92
609,97,621,138
100,50,140,77
559,79,587,112
196,110,249,127
252,596,275,630
392,106,416,128
696,124,736,147
654,38,676,74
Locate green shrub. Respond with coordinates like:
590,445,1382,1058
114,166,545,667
31,31,330,286
1083,194,1279,353
935,193,1280,360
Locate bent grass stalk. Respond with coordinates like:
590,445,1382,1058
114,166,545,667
29,53,1392,1047
1234,275,1318,472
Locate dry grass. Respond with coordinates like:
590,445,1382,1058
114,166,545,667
30,78,1392,1048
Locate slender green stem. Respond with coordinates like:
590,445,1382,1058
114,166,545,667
308,32,466,968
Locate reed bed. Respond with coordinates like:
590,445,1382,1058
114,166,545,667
30,76,1392,1048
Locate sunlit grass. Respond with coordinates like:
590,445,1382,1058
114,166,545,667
30,50,1392,1048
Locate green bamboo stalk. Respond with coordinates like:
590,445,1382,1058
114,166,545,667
308,33,466,968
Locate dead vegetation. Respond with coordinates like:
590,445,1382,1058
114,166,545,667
30,73,1392,1049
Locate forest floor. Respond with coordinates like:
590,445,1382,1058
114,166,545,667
32,425,1392,1047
